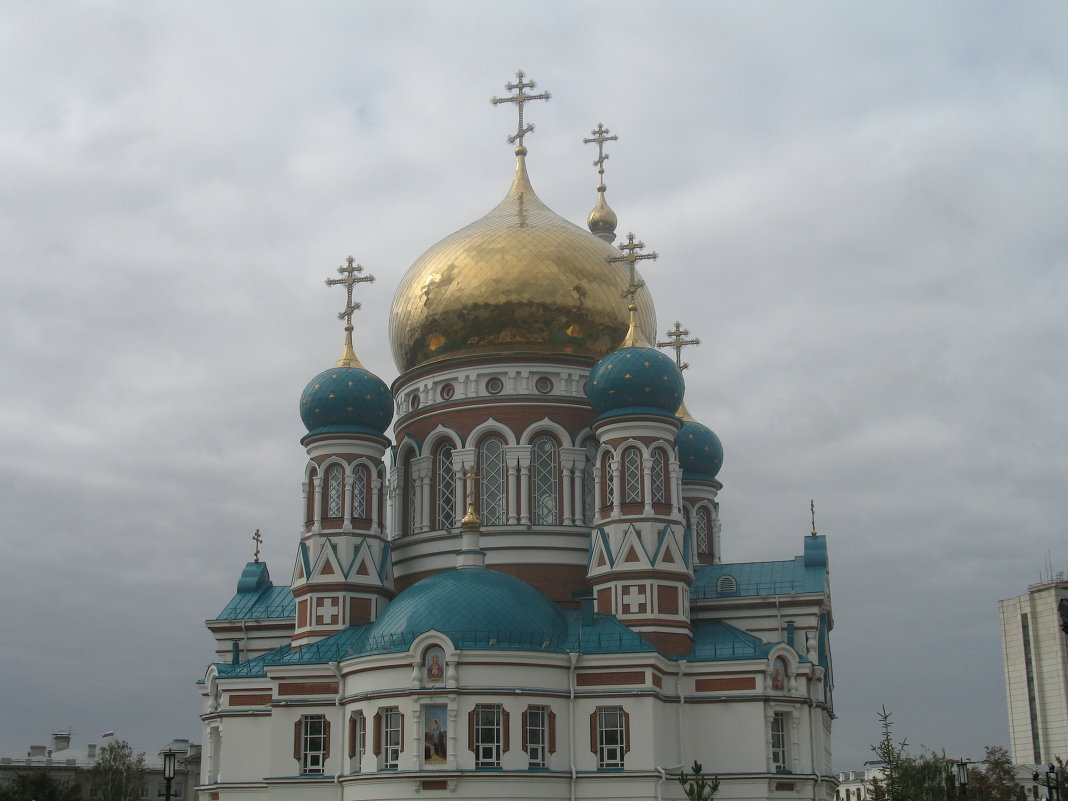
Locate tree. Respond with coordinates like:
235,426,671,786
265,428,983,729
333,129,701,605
679,760,720,801
88,741,144,801
0,771,84,801
870,706,912,801
967,746,1025,801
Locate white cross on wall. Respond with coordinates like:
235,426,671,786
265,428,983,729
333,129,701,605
316,598,339,625
622,586,646,614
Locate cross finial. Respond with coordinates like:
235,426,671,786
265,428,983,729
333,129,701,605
583,122,618,181
810,500,818,537
607,232,658,301
461,465,482,530
491,70,551,151
252,529,262,563
325,255,375,327
657,321,701,371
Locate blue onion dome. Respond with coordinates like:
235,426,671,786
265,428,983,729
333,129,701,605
588,304,685,420
300,325,393,437
677,418,724,481
368,567,569,650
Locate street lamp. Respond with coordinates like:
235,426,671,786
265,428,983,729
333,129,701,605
1032,764,1060,801
956,760,970,801
162,749,178,801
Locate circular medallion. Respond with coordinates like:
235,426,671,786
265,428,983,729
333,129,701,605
410,393,421,410
485,377,504,395
535,376,553,394
439,383,455,401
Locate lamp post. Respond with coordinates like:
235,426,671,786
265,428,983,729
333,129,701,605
956,760,970,801
162,749,177,801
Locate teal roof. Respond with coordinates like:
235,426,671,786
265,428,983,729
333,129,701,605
367,567,569,651
686,620,773,662
300,365,393,437
677,419,723,481
214,562,295,620
588,345,684,420
692,535,829,600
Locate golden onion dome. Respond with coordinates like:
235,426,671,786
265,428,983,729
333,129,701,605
587,183,618,238
389,151,656,373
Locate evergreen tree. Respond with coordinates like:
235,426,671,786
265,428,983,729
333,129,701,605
0,771,84,801
678,760,721,801
88,741,144,801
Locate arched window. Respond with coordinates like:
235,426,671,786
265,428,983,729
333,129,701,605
326,465,344,518
716,575,736,594
479,436,506,526
602,451,615,508
623,448,642,504
651,448,667,504
696,506,713,558
435,444,455,529
582,439,598,526
531,436,558,525
352,464,369,519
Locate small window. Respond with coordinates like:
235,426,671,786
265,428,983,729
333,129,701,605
771,711,789,772
348,712,366,770
376,707,402,770
531,436,558,525
623,449,642,503
470,704,504,768
696,506,713,558
716,575,736,594
326,465,344,518
298,714,329,774
593,706,628,769
352,464,369,519
651,449,667,504
524,705,549,768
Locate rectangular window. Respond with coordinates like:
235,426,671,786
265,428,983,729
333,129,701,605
473,704,503,768
157,782,183,798
771,711,789,772
525,705,548,768
596,706,626,769
383,707,402,770
302,714,328,774
349,712,366,771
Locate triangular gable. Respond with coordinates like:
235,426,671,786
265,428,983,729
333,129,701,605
344,539,381,585
651,525,688,572
587,529,614,574
292,543,311,583
615,524,651,568
310,539,343,580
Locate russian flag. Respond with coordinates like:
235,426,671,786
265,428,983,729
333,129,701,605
101,731,115,738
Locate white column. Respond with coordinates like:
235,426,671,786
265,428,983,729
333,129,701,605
312,476,323,533
411,455,432,534
642,459,654,516
505,446,525,525
561,462,574,525
517,449,532,525
611,456,622,519
370,473,382,533
343,471,354,530
453,448,476,525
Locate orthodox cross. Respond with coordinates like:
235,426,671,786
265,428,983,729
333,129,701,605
810,500,818,537
657,322,700,372
462,466,481,508
608,232,658,301
491,70,551,148
583,122,618,181
252,529,262,563
325,256,375,326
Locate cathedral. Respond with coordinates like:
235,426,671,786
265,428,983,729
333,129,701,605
197,73,836,801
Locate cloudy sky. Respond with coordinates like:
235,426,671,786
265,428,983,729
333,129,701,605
2,0,1066,772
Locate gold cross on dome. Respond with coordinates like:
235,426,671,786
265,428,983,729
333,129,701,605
583,122,618,179
608,232,658,301
491,70,551,148
657,321,700,371
252,529,262,563
325,256,375,326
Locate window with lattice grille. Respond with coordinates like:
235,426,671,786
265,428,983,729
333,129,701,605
531,436,558,525
300,714,328,774
696,507,712,558
327,466,344,517
436,445,455,529
623,449,642,503
524,705,550,768
479,437,506,526
771,712,789,771
352,464,368,519
651,449,667,503
471,704,503,767
593,706,628,769
603,453,615,507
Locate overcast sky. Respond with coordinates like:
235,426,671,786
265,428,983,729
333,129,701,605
1,0,1066,773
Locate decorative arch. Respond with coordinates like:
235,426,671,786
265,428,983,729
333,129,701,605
518,417,571,446
464,417,517,449
422,424,463,454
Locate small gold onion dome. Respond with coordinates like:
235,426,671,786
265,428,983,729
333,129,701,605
587,183,618,238
389,152,656,373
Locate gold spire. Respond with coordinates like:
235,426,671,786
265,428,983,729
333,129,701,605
325,255,374,368
584,122,619,241
491,70,551,152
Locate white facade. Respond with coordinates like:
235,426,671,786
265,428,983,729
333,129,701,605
999,577,1068,765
